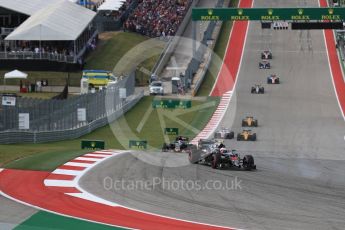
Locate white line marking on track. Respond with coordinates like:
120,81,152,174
0,168,3,173
320,0,345,122
52,169,83,176
66,192,119,207
44,180,75,187
64,162,94,167
74,157,102,162
0,191,134,230
83,154,111,158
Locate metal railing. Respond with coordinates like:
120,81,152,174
0,51,75,63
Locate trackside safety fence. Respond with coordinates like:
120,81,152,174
0,73,144,144
184,0,225,94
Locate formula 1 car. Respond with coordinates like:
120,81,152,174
188,146,256,170
237,130,257,141
214,128,234,139
242,116,258,127
251,84,264,94
162,136,194,152
259,60,271,69
267,74,280,84
261,50,272,59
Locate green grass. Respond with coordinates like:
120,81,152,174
0,91,61,99
196,0,238,96
15,211,125,230
0,32,163,88
1,96,218,171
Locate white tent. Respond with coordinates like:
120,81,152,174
5,0,96,41
98,0,126,11
3,70,28,90
4,70,28,79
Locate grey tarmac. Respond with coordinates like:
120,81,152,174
80,0,345,229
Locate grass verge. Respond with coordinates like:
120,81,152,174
2,96,218,171
15,211,124,230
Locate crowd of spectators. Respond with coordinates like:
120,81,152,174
124,0,192,38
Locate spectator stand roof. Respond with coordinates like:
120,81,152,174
98,0,126,11
0,0,60,15
2,0,96,41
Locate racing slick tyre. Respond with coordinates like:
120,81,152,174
243,155,255,170
253,120,258,127
251,133,257,141
211,152,221,169
276,79,280,84
188,150,201,164
261,88,264,94
162,143,169,152
237,134,242,141
251,87,255,93
226,132,234,139
242,120,246,127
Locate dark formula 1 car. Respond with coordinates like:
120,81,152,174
214,128,234,139
267,74,280,84
242,116,258,127
251,84,264,94
261,50,272,59
162,136,194,152
259,60,271,69
237,130,257,141
189,147,256,170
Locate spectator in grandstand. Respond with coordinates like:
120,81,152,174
124,0,192,38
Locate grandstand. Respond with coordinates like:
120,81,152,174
125,0,193,37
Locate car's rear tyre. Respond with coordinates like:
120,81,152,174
162,143,169,152
243,155,255,170
242,120,246,127
226,132,234,139
211,152,221,169
252,133,257,141
237,134,241,141
188,150,201,164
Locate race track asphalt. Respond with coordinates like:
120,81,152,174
80,0,345,229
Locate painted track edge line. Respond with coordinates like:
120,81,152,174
319,0,345,121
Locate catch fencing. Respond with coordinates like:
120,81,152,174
0,73,143,144
185,0,225,94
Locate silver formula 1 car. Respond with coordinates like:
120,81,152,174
251,84,265,94
214,128,234,139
